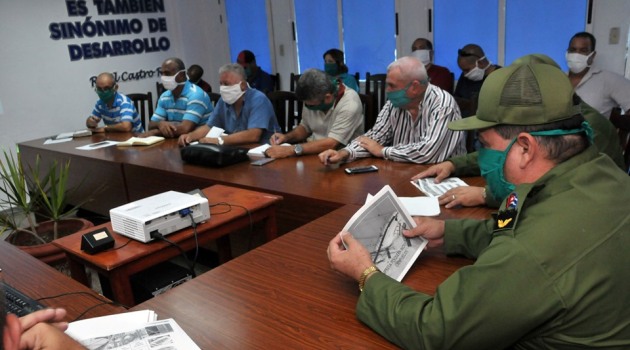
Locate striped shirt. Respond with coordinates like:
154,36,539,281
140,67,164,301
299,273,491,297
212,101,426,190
344,83,466,163
151,81,213,125
92,92,143,133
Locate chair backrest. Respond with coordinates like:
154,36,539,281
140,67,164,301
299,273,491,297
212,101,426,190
358,93,376,132
454,93,479,153
364,72,387,113
127,92,154,131
290,73,301,92
610,107,630,170
270,73,281,91
267,91,302,133
209,92,221,107
155,82,165,100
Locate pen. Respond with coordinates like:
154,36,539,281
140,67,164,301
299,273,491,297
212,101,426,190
272,125,280,145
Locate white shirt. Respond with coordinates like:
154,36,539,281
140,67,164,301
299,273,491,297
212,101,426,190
575,66,630,118
344,83,466,163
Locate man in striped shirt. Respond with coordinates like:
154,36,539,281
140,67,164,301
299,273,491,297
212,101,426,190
147,57,213,138
319,56,466,165
86,72,143,133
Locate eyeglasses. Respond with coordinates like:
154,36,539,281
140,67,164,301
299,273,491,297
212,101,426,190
458,49,480,58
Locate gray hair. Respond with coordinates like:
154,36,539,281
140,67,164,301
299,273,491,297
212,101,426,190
219,63,246,81
295,69,335,101
387,56,428,85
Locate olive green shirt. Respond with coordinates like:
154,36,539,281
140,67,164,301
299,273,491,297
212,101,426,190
357,147,630,349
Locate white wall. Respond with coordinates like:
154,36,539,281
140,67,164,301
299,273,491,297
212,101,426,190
0,0,228,153
592,0,630,77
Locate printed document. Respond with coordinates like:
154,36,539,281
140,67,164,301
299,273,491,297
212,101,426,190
411,177,469,197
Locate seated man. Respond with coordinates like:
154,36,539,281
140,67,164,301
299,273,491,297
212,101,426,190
319,56,466,165
566,31,630,118
413,54,625,209
187,64,213,94
146,57,213,138
328,62,630,349
178,63,279,146
410,38,453,93
265,69,364,158
2,307,85,349
454,43,500,117
237,50,275,94
86,72,143,133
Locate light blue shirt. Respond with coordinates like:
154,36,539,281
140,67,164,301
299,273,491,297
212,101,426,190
151,81,212,125
92,92,143,133
207,88,279,143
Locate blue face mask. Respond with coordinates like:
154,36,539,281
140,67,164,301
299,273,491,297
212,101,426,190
386,83,412,108
478,122,594,202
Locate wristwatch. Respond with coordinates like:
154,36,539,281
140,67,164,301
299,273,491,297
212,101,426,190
294,144,303,156
217,136,224,145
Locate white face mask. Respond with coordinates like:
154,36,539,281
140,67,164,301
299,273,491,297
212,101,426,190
566,51,593,74
161,70,186,91
411,49,431,67
464,56,488,82
220,82,245,105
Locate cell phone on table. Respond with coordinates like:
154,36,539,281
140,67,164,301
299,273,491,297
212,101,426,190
344,165,378,174
251,158,275,166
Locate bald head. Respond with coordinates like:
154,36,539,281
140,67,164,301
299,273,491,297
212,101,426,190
458,44,485,64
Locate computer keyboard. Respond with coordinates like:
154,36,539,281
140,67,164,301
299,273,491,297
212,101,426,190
2,282,45,317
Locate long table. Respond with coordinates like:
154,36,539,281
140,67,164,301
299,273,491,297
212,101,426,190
19,134,486,234
53,185,282,307
0,241,126,321
131,204,489,348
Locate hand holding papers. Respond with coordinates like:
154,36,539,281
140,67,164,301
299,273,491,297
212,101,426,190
342,185,428,282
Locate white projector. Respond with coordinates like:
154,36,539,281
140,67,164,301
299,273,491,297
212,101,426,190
110,191,211,243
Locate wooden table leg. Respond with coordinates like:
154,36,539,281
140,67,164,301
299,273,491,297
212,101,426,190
67,255,90,286
109,270,136,307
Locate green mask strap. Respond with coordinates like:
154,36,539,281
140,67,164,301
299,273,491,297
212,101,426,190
528,121,594,145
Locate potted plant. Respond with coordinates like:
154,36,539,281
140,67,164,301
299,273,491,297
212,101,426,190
0,149,94,265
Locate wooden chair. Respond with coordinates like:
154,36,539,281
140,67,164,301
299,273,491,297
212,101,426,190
127,92,154,131
209,92,221,107
610,107,630,171
358,93,376,132
364,72,387,113
270,73,281,91
290,73,301,92
155,82,165,100
266,91,302,133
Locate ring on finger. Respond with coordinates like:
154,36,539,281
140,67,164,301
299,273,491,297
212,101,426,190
452,194,456,200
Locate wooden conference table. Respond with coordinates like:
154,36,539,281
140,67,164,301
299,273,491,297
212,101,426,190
0,241,126,321
54,185,283,307
132,203,492,348
19,133,486,235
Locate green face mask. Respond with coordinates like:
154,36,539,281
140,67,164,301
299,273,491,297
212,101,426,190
386,83,412,108
305,100,334,112
324,62,338,76
96,89,116,103
478,122,594,202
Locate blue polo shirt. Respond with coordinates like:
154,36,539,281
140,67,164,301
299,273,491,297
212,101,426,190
151,81,212,125
92,92,143,133
207,88,279,143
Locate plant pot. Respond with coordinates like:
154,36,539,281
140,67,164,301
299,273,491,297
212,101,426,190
8,218,94,265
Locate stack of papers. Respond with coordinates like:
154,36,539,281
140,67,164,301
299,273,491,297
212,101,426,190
66,310,200,349
117,136,165,147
